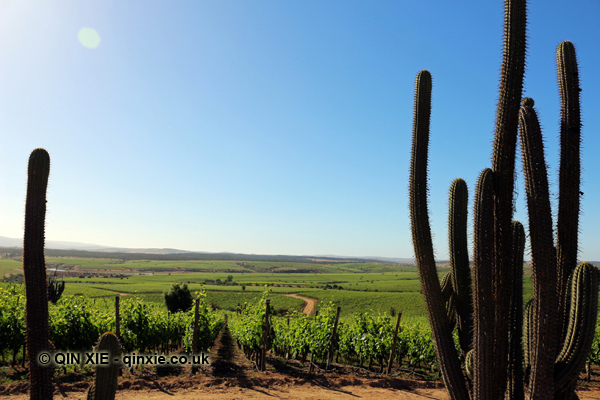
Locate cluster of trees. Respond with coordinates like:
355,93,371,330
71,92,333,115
322,284,344,290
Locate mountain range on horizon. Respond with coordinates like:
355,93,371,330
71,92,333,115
0,235,416,263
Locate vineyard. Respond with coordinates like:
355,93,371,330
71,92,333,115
0,283,224,366
229,289,600,377
2,282,600,380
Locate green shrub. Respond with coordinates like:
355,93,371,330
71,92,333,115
164,283,193,313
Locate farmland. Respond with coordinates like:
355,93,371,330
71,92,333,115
3,250,599,399
0,250,535,323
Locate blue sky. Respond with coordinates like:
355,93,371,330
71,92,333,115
1,1,599,260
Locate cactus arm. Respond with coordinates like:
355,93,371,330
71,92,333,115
555,262,600,391
440,271,457,329
490,1,528,397
448,178,472,357
490,1,528,398
472,168,495,400
441,270,454,302
409,70,469,400
518,99,558,400
23,148,53,400
556,41,582,338
506,221,525,400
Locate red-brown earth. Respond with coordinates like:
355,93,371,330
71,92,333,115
2,323,600,399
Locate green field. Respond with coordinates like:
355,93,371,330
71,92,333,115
1,255,535,324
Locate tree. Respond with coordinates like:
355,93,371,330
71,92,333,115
164,283,193,313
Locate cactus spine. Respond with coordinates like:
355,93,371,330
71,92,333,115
408,1,597,399
23,148,53,400
87,332,121,400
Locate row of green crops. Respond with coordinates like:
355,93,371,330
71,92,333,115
232,290,600,375
272,303,339,363
229,289,274,356
271,308,438,372
0,283,223,363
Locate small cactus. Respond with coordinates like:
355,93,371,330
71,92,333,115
87,332,121,400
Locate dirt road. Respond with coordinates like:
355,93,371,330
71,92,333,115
283,294,317,315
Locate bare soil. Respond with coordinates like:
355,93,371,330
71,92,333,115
283,294,317,316
2,322,600,400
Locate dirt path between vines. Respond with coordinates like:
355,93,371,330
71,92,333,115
5,375,600,399
283,294,317,316
3,320,600,400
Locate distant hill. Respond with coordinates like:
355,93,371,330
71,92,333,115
0,236,196,255
314,254,417,263
96,248,195,255
0,235,415,263
0,236,109,251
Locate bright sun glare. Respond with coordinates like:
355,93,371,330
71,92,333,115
78,27,101,49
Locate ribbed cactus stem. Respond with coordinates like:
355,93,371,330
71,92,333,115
87,332,121,400
440,271,453,302
440,271,456,329
448,178,472,357
518,98,558,400
523,298,534,371
473,168,495,400
23,148,53,400
556,40,582,340
555,262,600,392
490,1,528,396
465,349,474,381
506,220,525,400
409,70,469,400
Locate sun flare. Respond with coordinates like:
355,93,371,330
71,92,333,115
78,27,101,49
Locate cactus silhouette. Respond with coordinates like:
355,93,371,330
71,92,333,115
87,332,121,400
506,221,525,400
408,1,598,399
447,178,472,357
23,148,53,400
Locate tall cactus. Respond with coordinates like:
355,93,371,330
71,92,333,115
23,148,53,400
448,178,472,357
489,0,527,396
555,40,582,349
506,221,526,400
409,69,470,399
408,0,598,399
87,332,121,400
472,168,495,399
518,97,558,400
